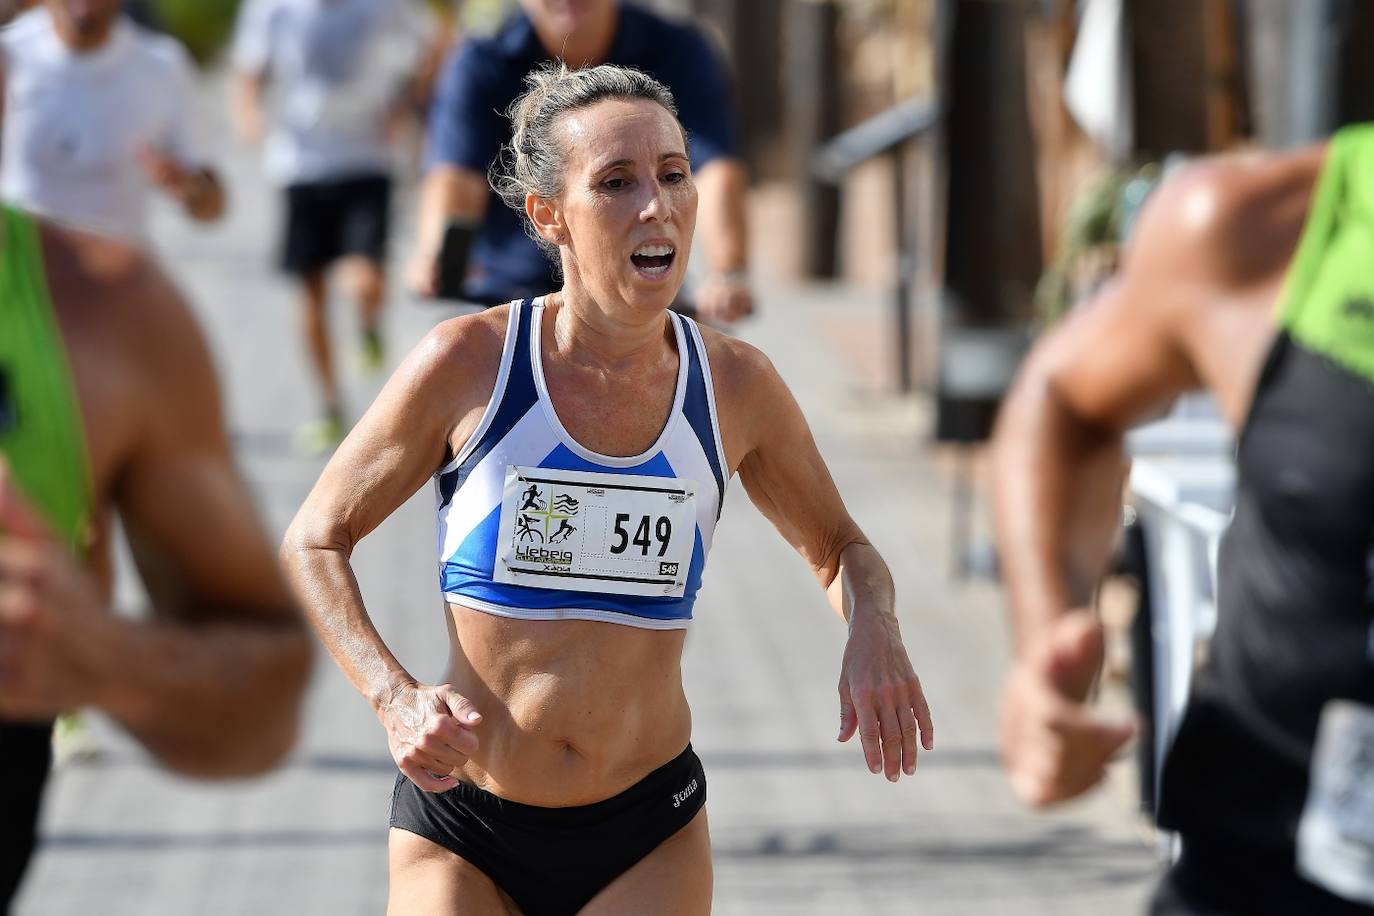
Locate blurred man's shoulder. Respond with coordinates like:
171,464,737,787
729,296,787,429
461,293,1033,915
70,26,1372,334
1127,143,1325,284
626,3,718,54
0,7,51,56
123,17,197,78
39,220,179,325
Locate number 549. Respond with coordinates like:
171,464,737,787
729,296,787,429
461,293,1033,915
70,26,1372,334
611,513,672,557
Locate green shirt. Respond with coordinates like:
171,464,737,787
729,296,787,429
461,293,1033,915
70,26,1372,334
0,206,91,547
1280,123,1374,385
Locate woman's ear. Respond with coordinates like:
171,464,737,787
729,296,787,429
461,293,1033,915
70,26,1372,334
526,193,567,246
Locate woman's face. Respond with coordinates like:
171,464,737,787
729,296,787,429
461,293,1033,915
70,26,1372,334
533,97,696,317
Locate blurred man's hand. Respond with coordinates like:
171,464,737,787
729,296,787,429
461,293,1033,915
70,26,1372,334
1000,611,1136,807
0,463,110,719
137,145,224,221
695,274,754,324
137,145,193,193
407,251,440,299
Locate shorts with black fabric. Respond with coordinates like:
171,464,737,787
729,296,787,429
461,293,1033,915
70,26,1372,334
279,174,391,276
389,743,706,916
1,721,53,913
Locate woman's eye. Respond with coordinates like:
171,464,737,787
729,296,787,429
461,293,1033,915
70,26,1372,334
602,177,628,191
663,171,686,184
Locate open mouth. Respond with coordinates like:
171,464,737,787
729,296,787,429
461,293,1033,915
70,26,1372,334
630,243,676,280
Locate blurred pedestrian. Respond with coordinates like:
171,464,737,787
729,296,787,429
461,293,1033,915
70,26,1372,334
0,0,225,243
993,128,1374,913
284,64,930,914
230,0,430,452
410,0,754,325
0,204,312,912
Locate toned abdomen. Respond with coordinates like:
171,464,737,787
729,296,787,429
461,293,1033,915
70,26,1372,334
442,603,692,807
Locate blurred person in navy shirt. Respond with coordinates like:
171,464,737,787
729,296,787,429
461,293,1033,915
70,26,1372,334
411,0,753,324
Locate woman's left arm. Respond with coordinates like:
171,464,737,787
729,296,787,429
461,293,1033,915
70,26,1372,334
721,341,934,781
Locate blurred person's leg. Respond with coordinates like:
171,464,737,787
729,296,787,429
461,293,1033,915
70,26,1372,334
298,269,344,444
281,182,346,450
336,174,392,374
347,257,387,373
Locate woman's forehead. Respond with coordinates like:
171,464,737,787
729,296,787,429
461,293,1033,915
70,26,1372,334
558,99,686,167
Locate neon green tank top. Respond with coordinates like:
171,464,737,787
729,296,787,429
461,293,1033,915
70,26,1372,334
1279,124,1374,384
0,206,91,547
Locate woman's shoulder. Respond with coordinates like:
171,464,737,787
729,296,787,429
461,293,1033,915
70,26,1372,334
694,322,778,387
402,304,513,394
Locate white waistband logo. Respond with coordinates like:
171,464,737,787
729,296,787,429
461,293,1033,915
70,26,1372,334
672,777,699,809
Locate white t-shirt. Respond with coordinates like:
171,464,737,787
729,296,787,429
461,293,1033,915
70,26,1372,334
232,0,427,186
0,9,208,242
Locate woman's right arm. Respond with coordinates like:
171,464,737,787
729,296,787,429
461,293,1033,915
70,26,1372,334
281,313,504,791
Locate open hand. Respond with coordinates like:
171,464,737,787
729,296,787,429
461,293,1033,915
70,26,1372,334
837,613,934,781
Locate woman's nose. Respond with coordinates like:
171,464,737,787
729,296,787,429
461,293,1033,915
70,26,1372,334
639,182,670,222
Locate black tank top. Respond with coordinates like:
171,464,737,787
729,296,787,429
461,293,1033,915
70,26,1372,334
1158,127,1374,901
1158,333,1374,846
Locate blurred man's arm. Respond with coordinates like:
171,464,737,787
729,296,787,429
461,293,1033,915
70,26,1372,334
230,69,268,148
0,255,311,777
694,157,753,323
669,20,752,324
105,260,310,775
409,164,489,298
990,172,1220,806
408,34,497,298
138,148,225,222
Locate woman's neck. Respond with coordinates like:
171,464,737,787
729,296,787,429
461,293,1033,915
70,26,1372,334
545,286,672,374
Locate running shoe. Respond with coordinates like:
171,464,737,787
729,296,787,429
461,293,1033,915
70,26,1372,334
52,710,101,765
360,326,385,374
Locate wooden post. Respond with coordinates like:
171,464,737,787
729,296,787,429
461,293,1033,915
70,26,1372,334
687,0,785,178
936,0,1041,443
1127,0,1210,156
1332,0,1374,128
785,0,842,279
732,0,785,177
941,0,1041,328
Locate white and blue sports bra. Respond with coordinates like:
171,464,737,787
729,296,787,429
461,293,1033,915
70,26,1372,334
435,298,728,630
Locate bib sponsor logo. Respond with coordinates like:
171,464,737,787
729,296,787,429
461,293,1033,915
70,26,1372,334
515,545,574,568
495,466,698,598
672,777,699,809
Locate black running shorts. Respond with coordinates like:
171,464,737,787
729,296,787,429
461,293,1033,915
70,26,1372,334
279,174,391,275
389,744,706,916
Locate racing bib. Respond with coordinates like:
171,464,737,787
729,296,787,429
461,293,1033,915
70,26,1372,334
493,466,698,598
1297,700,1374,905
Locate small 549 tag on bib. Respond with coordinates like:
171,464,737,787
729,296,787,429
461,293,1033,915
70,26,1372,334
1297,700,1374,905
493,466,698,598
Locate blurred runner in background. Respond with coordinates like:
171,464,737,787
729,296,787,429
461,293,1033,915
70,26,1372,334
410,0,754,325
230,0,432,453
0,0,225,244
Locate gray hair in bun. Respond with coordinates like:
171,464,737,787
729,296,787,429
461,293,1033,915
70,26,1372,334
490,62,683,259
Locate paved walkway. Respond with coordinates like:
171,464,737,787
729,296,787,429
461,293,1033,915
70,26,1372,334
14,70,1157,916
